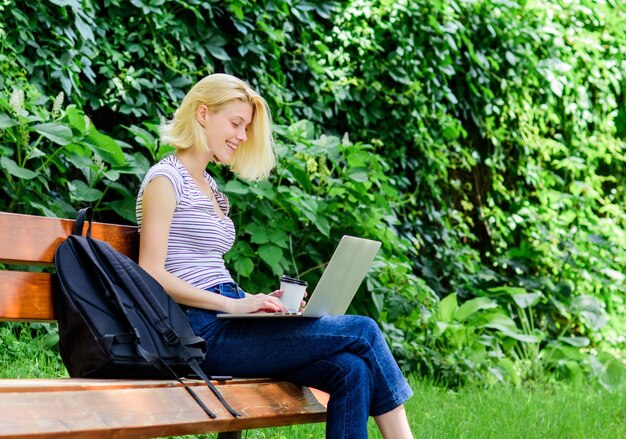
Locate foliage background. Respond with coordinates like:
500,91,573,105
1,0,625,388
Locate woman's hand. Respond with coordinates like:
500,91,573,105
228,290,288,314
269,290,308,311
299,291,308,311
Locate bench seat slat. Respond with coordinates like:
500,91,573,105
0,377,279,392
0,378,328,438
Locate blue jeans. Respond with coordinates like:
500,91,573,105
183,282,413,438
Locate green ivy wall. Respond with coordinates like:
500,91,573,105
1,0,625,387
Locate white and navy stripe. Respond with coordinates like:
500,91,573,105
136,155,236,290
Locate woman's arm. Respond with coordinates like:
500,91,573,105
138,176,286,314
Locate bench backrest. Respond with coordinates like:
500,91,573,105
0,212,138,322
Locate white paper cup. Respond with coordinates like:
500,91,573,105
280,275,308,312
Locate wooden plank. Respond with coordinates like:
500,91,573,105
0,377,287,392
0,378,328,438
0,271,55,321
0,212,138,264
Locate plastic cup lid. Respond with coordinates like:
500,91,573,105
281,275,308,286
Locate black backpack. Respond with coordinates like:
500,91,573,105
53,208,240,418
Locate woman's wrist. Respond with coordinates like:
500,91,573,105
221,296,236,314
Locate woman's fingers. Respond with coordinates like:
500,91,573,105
256,293,287,312
269,289,284,298
229,292,291,314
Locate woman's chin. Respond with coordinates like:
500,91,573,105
214,155,233,166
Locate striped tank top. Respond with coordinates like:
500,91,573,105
136,155,236,290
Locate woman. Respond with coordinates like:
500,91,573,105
136,73,414,438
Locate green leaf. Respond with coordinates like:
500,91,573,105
478,313,518,333
245,223,269,242
0,113,19,129
258,244,283,268
84,127,126,166
250,181,276,200
434,321,450,336
66,106,86,132
487,286,527,296
511,293,541,309
29,202,59,217
444,323,467,348
70,179,103,202
33,123,73,145
27,147,46,159
49,0,81,6
229,4,244,20
269,229,289,248
41,332,59,348
314,216,331,237
479,313,540,342
0,156,38,179
559,337,590,347
571,295,604,313
543,343,586,362
497,358,521,387
107,197,137,223
224,180,250,195
250,229,271,245
295,197,319,223
74,13,95,43
455,297,498,322
234,257,254,278
284,165,313,191
592,352,625,392
371,292,385,314
104,170,120,181
208,46,230,61
580,311,608,331
437,293,458,323
347,168,369,182
288,120,315,139
505,333,541,343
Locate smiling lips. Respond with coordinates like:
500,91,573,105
226,140,238,152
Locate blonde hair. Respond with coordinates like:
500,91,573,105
159,73,275,180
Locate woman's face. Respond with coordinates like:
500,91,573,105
200,100,253,165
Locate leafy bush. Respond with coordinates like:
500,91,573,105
1,0,625,387
0,81,147,220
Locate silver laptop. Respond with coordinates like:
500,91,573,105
217,235,381,319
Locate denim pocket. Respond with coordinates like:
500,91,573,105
184,283,243,338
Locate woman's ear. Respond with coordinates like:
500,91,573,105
196,105,208,127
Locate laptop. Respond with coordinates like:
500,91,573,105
217,235,381,318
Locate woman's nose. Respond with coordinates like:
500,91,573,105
237,129,247,142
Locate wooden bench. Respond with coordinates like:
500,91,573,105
0,211,328,438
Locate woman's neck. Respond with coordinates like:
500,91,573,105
175,149,212,180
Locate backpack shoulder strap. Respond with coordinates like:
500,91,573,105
73,207,93,237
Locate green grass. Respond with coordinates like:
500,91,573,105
2,352,625,438
206,375,626,439
405,378,626,439
1,354,67,379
